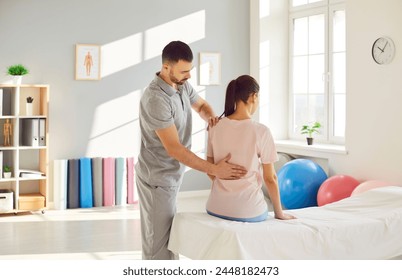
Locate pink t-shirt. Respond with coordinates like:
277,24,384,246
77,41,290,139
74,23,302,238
206,118,278,219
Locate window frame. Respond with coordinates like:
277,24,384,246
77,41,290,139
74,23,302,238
288,0,345,144
328,3,346,144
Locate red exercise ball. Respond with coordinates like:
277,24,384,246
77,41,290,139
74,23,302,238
351,180,391,196
317,175,360,206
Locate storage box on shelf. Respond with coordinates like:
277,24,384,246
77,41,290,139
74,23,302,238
0,189,13,212
18,193,45,210
0,84,49,214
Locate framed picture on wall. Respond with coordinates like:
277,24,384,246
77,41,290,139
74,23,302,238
199,52,221,85
75,44,101,80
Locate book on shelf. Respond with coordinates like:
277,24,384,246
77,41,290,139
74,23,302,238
19,169,45,178
0,88,3,116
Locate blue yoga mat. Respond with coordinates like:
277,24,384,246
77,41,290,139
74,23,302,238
79,157,93,208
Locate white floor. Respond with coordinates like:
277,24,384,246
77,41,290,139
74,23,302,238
0,190,208,260
2,190,401,262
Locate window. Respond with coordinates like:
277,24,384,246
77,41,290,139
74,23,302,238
289,0,345,143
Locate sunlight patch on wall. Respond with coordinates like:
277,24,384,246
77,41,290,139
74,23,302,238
191,89,207,154
144,10,206,61
189,67,207,154
101,33,143,78
100,10,205,77
259,40,270,100
188,67,205,95
260,0,270,18
86,90,142,157
259,40,270,124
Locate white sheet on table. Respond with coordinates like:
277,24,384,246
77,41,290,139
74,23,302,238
168,186,402,260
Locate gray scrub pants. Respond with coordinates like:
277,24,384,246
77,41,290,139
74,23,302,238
136,174,179,260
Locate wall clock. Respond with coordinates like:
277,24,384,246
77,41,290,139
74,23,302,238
372,36,395,65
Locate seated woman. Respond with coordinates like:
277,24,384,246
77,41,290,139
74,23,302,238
206,75,295,222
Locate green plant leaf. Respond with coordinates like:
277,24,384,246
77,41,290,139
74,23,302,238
300,121,322,137
3,165,11,172
7,64,29,76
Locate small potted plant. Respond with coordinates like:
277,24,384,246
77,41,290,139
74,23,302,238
3,165,12,179
301,121,321,145
7,64,29,85
26,96,34,115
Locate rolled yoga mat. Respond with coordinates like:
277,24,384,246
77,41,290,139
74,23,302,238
79,157,93,208
67,159,80,209
103,157,115,206
127,157,136,204
115,157,127,206
53,159,68,210
91,157,103,207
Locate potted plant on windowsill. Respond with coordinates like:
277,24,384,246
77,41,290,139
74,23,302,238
7,64,29,85
3,165,12,179
301,121,321,145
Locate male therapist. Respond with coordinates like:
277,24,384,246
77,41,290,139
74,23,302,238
135,41,247,260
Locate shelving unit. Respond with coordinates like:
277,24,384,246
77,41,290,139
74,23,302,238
0,84,49,213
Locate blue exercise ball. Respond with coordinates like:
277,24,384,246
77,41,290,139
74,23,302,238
277,159,327,209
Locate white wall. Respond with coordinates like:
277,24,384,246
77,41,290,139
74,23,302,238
252,0,402,186
334,0,402,184
0,0,250,192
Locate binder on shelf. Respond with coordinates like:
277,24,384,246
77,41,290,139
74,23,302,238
39,118,46,146
22,118,39,146
21,118,46,146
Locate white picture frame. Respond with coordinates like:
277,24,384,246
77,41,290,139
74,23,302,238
75,44,101,80
199,52,221,85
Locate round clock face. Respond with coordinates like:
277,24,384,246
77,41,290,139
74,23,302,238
372,37,395,65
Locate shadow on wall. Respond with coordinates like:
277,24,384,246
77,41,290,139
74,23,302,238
84,10,207,159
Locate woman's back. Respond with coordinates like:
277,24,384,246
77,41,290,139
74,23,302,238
206,117,278,220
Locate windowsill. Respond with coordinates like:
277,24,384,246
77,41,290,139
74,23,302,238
275,139,347,158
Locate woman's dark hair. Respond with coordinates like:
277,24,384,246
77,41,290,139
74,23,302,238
221,75,260,117
162,41,193,64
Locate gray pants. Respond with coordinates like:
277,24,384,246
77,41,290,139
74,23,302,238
136,174,179,260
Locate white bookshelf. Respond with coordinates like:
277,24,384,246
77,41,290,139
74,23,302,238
0,84,49,213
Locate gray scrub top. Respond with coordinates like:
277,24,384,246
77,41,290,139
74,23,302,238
135,73,200,187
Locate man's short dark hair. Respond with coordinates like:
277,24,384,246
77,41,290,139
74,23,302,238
162,41,193,64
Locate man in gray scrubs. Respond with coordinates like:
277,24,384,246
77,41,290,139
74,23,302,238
135,41,247,260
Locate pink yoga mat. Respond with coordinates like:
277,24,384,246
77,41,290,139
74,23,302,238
103,157,115,206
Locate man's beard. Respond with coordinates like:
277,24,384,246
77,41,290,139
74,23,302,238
169,72,187,85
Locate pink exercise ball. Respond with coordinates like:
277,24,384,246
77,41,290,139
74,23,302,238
351,180,391,196
317,175,360,206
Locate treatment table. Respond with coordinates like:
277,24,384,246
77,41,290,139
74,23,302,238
168,186,402,259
